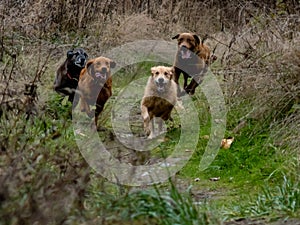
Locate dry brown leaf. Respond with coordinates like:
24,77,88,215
221,137,234,149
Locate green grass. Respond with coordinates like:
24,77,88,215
85,179,220,225
224,175,300,221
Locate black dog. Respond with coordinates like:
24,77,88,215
53,48,88,105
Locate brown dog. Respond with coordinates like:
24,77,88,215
141,66,177,139
53,48,88,105
172,33,216,95
78,56,116,128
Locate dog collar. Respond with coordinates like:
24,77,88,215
66,72,78,82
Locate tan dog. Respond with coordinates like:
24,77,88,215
78,56,116,128
141,66,177,139
172,33,216,95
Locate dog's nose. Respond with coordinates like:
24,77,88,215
75,55,86,66
158,78,164,83
101,67,107,73
80,57,86,64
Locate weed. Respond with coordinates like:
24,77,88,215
86,180,220,225
224,175,300,221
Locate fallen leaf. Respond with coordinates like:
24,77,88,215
221,137,234,149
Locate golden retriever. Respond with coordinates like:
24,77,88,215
141,66,177,139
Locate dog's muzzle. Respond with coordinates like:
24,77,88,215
155,78,167,93
74,55,87,68
179,46,192,59
94,68,108,82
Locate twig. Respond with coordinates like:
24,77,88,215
32,46,57,85
1,55,16,105
207,34,247,56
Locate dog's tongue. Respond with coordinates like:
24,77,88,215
95,72,105,79
181,50,191,59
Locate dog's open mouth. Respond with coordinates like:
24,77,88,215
180,49,192,59
156,82,166,93
95,72,107,80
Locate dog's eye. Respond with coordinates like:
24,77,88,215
164,72,168,76
155,72,159,75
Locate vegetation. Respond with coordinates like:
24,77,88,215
1,0,300,224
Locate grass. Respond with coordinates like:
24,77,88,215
85,179,220,225
224,175,300,221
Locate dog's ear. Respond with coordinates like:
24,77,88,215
169,67,175,79
193,34,201,46
171,34,180,40
110,60,116,68
67,50,74,59
79,49,88,58
167,67,174,80
150,67,157,76
86,59,94,68
86,59,94,75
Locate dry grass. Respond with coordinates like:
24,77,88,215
208,13,300,126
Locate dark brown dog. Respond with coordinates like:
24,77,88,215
78,56,115,128
53,48,88,105
172,33,216,95
141,66,177,139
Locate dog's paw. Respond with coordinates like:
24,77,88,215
87,109,95,118
89,121,97,131
148,132,154,139
144,127,151,136
175,99,185,111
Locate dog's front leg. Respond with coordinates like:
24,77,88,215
186,72,205,95
148,118,155,139
80,98,94,118
157,117,164,135
141,105,151,136
185,79,199,95
183,73,189,90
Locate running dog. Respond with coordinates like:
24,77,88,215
53,48,88,105
141,66,177,139
172,33,216,95
78,56,115,128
